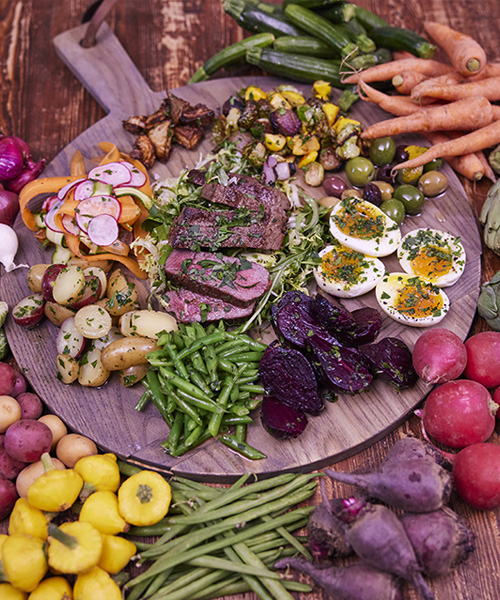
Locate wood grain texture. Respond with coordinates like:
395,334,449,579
0,1,499,598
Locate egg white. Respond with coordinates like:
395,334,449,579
397,228,466,287
375,272,450,327
314,243,386,298
329,197,401,257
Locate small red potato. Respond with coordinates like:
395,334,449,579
0,362,17,396
69,275,103,310
0,448,28,479
41,263,67,302
4,419,53,463
15,392,43,420
12,294,45,329
0,476,18,520
11,370,27,397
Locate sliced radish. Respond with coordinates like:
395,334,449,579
121,162,147,188
42,195,60,212
75,195,122,232
57,178,85,201
88,161,132,187
61,214,81,236
87,214,119,246
45,199,65,233
74,179,95,202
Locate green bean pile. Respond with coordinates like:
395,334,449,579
136,320,267,458
124,470,317,600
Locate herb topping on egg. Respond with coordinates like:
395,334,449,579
314,242,386,298
376,272,450,327
397,228,466,287
329,197,401,257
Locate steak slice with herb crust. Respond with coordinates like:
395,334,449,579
168,205,287,251
164,249,271,307
163,289,255,323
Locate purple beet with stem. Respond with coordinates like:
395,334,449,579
400,508,475,578
274,557,403,600
346,503,435,600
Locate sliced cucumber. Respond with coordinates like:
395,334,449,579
52,245,72,264
92,181,114,196
46,227,65,247
115,186,153,210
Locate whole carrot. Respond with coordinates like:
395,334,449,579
358,80,421,116
392,120,500,172
343,57,452,84
360,96,493,139
424,131,486,181
392,71,427,94
423,21,487,77
411,72,463,101
411,76,500,102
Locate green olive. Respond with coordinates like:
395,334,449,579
341,188,363,200
372,180,394,201
380,198,405,225
393,184,425,215
418,171,449,197
345,157,376,187
423,157,443,172
369,136,396,166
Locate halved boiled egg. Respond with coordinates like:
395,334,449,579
397,228,466,287
314,242,386,298
329,197,401,257
375,272,450,327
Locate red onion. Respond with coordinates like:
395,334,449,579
0,189,20,226
262,155,277,184
0,137,25,181
11,136,33,161
5,158,46,194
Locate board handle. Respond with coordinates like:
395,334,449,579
52,22,155,116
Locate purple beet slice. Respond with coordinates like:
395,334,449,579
359,337,417,390
261,396,308,439
350,307,383,346
311,294,358,346
258,345,323,415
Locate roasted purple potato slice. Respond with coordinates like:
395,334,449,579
359,337,417,390
261,396,308,439
350,307,383,346
258,345,323,415
310,335,372,394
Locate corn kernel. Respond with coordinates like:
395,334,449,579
244,86,267,101
322,102,339,127
333,116,361,133
264,133,287,152
298,151,319,168
280,90,306,107
313,80,331,100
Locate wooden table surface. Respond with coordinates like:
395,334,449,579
1,1,500,599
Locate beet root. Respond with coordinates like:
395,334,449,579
326,456,452,513
382,436,448,469
260,397,308,439
275,557,403,600
400,508,475,578
359,337,417,389
347,504,435,600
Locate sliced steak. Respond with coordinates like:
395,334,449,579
168,206,286,250
164,249,271,307
163,289,255,323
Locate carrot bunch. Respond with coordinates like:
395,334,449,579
344,21,500,181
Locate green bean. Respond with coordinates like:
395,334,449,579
135,388,151,411
143,378,172,426
229,351,264,363
184,413,198,432
184,425,204,448
117,459,142,477
186,369,213,397
217,358,236,374
190,350,208,374
239,383,265,394
235,423,247,443
143,569,173,599
204,345,220,390
169,429,213,457
175,388,223,414
208,365,245,437
177,332,228,359
245,396,263,410
229,404,250,416
163,343,189,379
215,339,246,355
191,580,256,600
221,415,253,426
230,383,240,403
161,411,184,453
261,514,312,560
159,367,214,403
172,331,186,350
220,434,266,459
124,577,152,600
189,554,281,579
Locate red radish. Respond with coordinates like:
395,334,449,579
493,386,500,418
61,214,81,236
87,214,119,246
57,178,85,200
452,443,500,509
88,161,132,186
464,331,500,388
74,179,95,201
44,198,64,233
41,194,60,212
412,328,467,384
120,162,146,187
75,195,121,232
421,379,497,449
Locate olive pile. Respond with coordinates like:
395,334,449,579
322,136,449,224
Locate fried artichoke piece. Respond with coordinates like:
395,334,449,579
129,133,156,168
179,103,215,127
147,120,174,163
166,92,190,124
122,115,148,135
174,124,204,149
144,106,169,130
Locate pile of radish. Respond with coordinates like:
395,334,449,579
412,328,500,510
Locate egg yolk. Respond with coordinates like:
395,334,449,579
321,247,369,285
334,201,386,240
394,277,443,318
409,245,452,281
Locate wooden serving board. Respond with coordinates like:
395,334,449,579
0,22,482,480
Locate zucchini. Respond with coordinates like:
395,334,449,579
52,245,72,264
343,17,367,37
246,47,344,88
245,0,284,14
319,2,356,24
353,5,389,32
273,35,338,57
283,0,345,8
335,22,375,53
284,4,357,58
188,33,275,83
370,26,436,59
223,0,303,37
